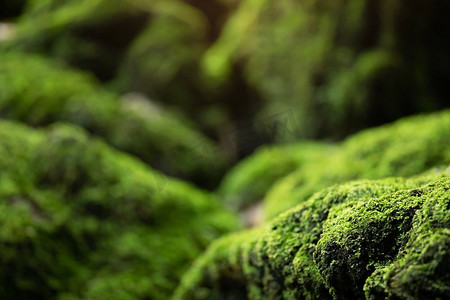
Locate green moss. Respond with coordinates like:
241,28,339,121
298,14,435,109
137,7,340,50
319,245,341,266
265,110,450,219
174,173,449,299
218,142,335,210
315,177,450,299
0,51,226,187
0,120,238,299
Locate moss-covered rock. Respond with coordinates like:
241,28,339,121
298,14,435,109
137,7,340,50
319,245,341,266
0,51,226,188
0,120,238,299
203,0,450,139
218,142,335,210
265,110,450,219
173,172,450,299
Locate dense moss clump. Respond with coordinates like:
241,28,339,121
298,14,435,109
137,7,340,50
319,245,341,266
174,172,450,299
0,120,238,299
0,51,226,187
264,110,450,218
203,0,450,139
218,142,335,210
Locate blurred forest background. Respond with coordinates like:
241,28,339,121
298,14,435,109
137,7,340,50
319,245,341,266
2,0,449,189
1,0,450,299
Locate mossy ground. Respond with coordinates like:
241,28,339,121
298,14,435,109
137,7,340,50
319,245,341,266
174,172,450,299
1,1,449,299
0,120,238,299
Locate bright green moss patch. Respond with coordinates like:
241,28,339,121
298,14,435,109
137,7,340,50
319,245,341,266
174,173,449,299
0,51,226,187
218,142,335,210
0,120,238,299
265,110,450,219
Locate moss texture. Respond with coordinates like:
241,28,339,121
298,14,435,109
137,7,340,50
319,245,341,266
218,142,335,210
0,120,238,299
174,172,450,299
0,51,226,188
264,110,450,219
203,0,450,139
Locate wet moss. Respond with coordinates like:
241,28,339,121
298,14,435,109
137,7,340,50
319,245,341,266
265,110,450,219
0,51,226,187
174,173,449,299
0,120,239,299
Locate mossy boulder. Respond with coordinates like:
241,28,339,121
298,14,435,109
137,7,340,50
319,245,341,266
265,110,450,219
0,120,238,299
203,0,450,139
218,142,335,210
0,51,226,188
174,172,450,299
